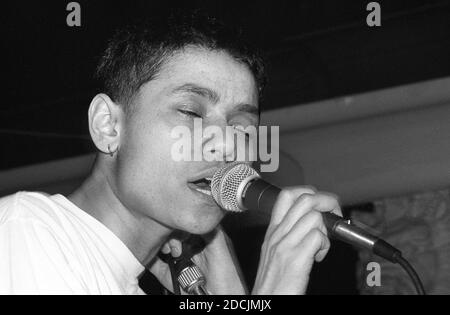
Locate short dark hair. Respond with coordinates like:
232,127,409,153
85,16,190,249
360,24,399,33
95,11,266,115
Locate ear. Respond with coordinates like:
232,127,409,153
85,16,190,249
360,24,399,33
88,94,124,156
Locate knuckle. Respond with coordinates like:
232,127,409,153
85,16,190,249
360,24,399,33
302,185,318,194
278,189,297,201
323,191,340,203
320,191,341,206
282,186,317,198
296,193,314,205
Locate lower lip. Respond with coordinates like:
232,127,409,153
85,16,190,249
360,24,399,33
187,184,216,204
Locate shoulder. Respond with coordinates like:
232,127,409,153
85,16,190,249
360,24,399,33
0,192,74,259
0,191,78,261
0,191,62,227
0,192,89,294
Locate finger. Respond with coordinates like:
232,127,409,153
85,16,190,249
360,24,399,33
270,186,317,226
318,191,343,217
280,210,328,247
269,199,320,245
297,229,331,263
276,192,340,236
161,243,171,254
169,239,182,257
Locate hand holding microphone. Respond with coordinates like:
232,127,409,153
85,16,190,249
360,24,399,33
211,163,342,294
251,188,341,294
210,163,425,295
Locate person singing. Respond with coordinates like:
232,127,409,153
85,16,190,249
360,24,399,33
0,12,341,295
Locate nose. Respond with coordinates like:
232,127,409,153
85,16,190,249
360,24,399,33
202,121,236,163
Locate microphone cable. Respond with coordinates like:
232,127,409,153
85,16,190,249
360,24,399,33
395,255,426,295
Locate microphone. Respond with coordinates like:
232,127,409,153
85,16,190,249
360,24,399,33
159,235,209,295
211,162,401,263
175,236,209,295
175,258,208,295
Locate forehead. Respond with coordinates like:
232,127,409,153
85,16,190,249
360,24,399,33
137,47,259,108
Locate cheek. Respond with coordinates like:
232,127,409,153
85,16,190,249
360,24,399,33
114,121,181,202
123,119,176,170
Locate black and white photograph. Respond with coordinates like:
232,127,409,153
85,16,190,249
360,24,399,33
1,1,449,297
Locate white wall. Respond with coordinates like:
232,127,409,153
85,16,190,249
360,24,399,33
275,102,450,204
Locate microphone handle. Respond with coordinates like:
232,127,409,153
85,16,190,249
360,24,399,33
242,178,401,263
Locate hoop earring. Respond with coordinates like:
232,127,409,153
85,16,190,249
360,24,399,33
107,144,115,157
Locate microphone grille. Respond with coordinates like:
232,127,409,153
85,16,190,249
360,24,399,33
211,163,259,212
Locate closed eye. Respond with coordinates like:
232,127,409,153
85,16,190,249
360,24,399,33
178,109,202,118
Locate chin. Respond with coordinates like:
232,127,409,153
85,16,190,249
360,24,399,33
179,206,225,235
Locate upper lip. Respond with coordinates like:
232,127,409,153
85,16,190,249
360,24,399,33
187,167,220,183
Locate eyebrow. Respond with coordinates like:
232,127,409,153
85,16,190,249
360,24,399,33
232,103,260,116
171,83,220,104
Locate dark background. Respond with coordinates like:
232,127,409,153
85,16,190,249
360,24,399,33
3,0,450,171
3,1,450,294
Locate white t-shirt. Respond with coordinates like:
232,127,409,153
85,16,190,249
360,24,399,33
0,192,146,295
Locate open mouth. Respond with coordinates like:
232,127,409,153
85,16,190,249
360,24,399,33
188,177,212,196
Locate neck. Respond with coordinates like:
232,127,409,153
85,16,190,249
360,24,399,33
68,156,171,267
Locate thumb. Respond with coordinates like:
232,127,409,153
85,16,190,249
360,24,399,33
162,238,183,258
